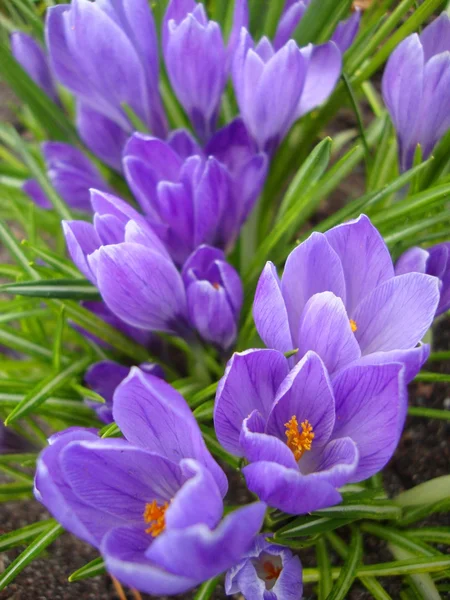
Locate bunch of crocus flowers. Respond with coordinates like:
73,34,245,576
5,0,450,598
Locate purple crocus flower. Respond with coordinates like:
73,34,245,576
232,28,341,153
226,534,303,600
10,32,59,103
46,0,166,170
274,2,361,53
24,143,112,213
62,190,188,336
1,422,35,455
123,119,267,264
182,246,243,351
396,243,450,317
84,360,164,423
35,368,265,595
382,13,450,172
253,215,440,382
215,349,406,514
163,0,226,140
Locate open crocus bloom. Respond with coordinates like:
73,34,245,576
226,534,303,600
35,368,265,595
254,215,440,381
214,349,406,514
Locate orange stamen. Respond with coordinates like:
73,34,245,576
285,416,314,461
143,500,169,537
349,319,358,333
263,561,283,581
212,282,221,290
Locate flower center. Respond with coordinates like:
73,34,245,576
143,500,169,537
349,319,358,332
263,560,282,582
285,416,314,461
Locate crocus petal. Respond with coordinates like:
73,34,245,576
325,214,395,314
187,281,237,350
273,2,306,50
395,247,429,275
182,245,225,286
331,10,361,54
76,102,128,171
168,128,203,159
226,0,249,68
353,273,440,354
240,410,299,469
281,232,346,347
254,262,293,353
146,502,266,581
298,292,361,374
267,351,335,448
243,458,348,514
349,344,429,384
419,13,450,62
332,363,406,481
84,360,130,423
10,32,59,103
166,459,223,531
61,439,184,519
102,525,198,595
34,428,110,547
114,368,228,497
92,242,187,334
214,349,289,456
297,42,341,117
22,179,52,210
62,220,101,283
162,0,197,53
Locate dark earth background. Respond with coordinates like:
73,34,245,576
0,74,449,599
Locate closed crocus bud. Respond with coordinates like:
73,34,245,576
163,0,227,141
182,246,243,351
226,535,303,600
22,179,52,210
46,0,166,170
232,28,341,153
382,13,450,172
10,32,59,103
123,125,267,264
62,190,189,336
42,142,112,212
396,243,450,317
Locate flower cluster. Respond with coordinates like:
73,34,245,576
7,1,449,598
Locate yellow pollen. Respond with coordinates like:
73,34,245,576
143,500,169,537
263,561,282,582
349,319,358,333
284,416,314,461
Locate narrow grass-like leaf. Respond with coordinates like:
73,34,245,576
52,305,65,372
0,278,101,300
188,382,219,409
0,308,48,325
314,502,401,521
0,453,36,465
68,557,106,582
0,520,56,552
408,406,450,421
316,537,333,599
326,528,362,600
414,371,450,383
22,241,83,278
193,576,221,600
193,400,214,422
398,498,450,527
394,475,450,508
0,522,64,590
408,528,450,545
0,218,39,279
275,516,355,539
0,326,54,362
200,425,240,469
121,103,150,133
388,544,442,600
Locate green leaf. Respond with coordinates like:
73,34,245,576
275,515,355,539
394,475,450,508
313,501,401,521
200,425,240,470
0,218,39,280
0,522,64,590
121,103,150,133
0,326,54,362
0,520,56,552
316,537,333,600
408,407,450,421
4,356,92,424
68,557,106,582
0,481,34,501
53,305,65,372
408,528,450,545
21,241,82,278
0,42,76,142
193,400,214,422
0,308,48,325
262,0,285,38
193,576,222,600
0,278,101,300
275,137,332,223
0,452,36,465
293,0,353,46
326,528,362,600
389,544,441,600
414,371,450,383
